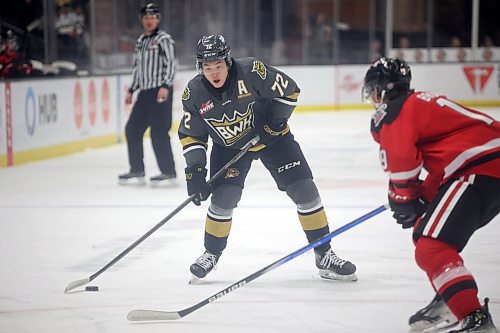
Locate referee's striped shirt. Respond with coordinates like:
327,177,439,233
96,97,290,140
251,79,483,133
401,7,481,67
129,28,176,92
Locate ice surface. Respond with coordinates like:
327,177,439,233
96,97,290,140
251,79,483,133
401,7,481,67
1,109,499,333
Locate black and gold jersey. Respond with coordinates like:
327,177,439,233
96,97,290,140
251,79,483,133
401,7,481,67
178,57,300,154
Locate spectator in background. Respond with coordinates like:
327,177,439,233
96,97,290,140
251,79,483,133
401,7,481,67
0,35,16,76
449,36,467,62
73,6,88,56
395,35,410,60
481,35,494,61
309,12,332,64
398,35,410,48
369,39,383,62
283,13,302,64
482,35,495,47
450,36,462,48
55,4,80,39
0,31,35,78
55,3,86,63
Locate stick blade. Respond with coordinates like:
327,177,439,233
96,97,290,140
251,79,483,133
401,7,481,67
64,277,91,293
127,310,182,321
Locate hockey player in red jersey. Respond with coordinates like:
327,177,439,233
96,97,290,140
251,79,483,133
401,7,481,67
178,34,357,284
363,57,500,333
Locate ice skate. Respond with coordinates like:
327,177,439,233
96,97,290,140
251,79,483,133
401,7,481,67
448,298,498,333
315,248,357,282
149,174,178,188
189,251,220,283
118,171,146,185
409,293,458,332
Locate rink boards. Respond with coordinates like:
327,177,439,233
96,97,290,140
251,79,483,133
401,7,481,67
0,63,499,166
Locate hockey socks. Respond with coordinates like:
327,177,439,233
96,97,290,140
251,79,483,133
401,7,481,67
415,237,481,320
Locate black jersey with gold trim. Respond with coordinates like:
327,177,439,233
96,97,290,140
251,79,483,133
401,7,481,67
178,57,300,152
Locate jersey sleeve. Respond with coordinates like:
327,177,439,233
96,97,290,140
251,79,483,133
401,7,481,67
178,85,209,166
128,40,140,93
378,103,424,203
248,59,300,122
158,34,176,87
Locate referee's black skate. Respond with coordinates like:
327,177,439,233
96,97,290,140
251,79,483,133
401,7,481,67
189,251,220,284
449,298,498,333
118,171,146,185
409,293,458,332
315,248,357,281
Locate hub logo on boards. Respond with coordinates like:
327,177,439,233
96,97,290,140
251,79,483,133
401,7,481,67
25,88,36,135
24,87,58,136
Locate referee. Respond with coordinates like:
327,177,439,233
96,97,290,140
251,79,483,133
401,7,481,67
119,3,177,187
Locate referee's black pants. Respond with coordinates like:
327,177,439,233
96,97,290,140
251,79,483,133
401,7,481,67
125,87,176,176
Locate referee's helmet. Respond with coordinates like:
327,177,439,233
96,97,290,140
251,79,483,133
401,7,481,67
140,3,160,19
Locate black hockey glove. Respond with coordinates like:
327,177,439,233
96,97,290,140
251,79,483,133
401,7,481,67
185,166,211,206
389,197,429,229
259,120,288,146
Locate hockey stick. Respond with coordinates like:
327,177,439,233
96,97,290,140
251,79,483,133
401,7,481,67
64,135,260,294
127,204,388,321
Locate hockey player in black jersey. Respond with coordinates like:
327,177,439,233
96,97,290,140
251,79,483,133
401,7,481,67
178,34,357,283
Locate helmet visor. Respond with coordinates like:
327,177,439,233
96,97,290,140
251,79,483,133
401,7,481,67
361,82,381,104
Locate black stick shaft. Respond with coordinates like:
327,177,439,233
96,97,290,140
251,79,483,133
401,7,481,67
69,136,259,289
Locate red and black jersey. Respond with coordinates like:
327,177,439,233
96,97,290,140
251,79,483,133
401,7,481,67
370,91,500,203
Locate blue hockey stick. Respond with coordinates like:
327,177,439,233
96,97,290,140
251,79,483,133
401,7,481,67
127,204,389,321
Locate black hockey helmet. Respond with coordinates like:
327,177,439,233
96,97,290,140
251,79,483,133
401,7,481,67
140,3,160,18
362,57,411,103
195,34,232,73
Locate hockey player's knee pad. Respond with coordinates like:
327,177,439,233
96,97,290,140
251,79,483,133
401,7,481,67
414,237,462,276
286,178,320,205
211,184,242,210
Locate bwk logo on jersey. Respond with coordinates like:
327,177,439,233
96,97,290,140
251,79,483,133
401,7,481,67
206,102,255,146
199,100,214,115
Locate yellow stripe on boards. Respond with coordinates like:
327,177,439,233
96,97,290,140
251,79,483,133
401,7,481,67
295,101,500,113
1,134,118,167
